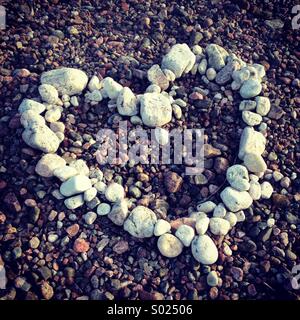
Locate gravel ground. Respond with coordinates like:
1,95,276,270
0,0,300,300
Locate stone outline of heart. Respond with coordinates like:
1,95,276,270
18,43,274,265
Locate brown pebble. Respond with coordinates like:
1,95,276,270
73,238,90,253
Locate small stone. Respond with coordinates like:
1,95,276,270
255,96,270,116
105,183,125,202
224,212,238,227
242,111,262,126
108,200,128,226
60,175,92,197
116,87,138,116
38,84,59,104
209,217,231,236
66,224,80,237
206,68,217,81
157,234,183,258
175,224,195,247
244,153,267,173
29,236,40,249
83,211,97,225
88,75,101,91
147,64,169,90
97,203,111,216
35,154,66,178
113,241,129,254
240,79,262,99
213,203,227,218
198,58,208,75
207,271,219,287
260,182,273,199
40,281,54,300
102,77,123,100
197,201,216,213
164,171,183,193
73,238,90,253
83,187,97,202
154,219,171,236
191,235,218,265
64,194,84,210
18,99,46,114
206,44,228,71
69,159,89,176
231,267,243,282
154,127,169,146
53,166,78,181
195,217,210,235
239,100,257,111
220,187,253,212
226,164,250,191
272,193,290,208
249,180,261,200
203,144,221,158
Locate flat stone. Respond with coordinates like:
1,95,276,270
239,100,257,111
64,194,84,210
97,203,111,216
197,201,216,213
18,99,46,114
157,234,183,258
53,166,78,181
242,111,262,126
244,153,267,173
60,175,92,197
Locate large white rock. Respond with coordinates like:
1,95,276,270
242,111,262,126
220,187,253,212
195,217,210,235
175,224,195,247
20,110,45,128
35,153,66,178
244,153,267,173
41,67,88,95
256,96,270,116
261,181,273,199
209,217,231,236
116,87,138,116
157,234,183,258
105,183,125,202
154,219,171,236
161,43,196,78
196,201,216,213
238,126,266,160
123,206,157,238
22,124,60,153
60,175,92,197
102,77,123,100
38,84,59,104
53,166,78,181
140,92,172,127
226,164,250,191
191,235,218,265
18,99,46,114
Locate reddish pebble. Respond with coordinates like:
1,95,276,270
113,240,129,254
67,224,80,238
73,238,90,253
189,92,203,100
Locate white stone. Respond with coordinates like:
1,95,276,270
213,203,227,218
196,201,216,213
108,200,128,226
238,126,266,160
207,271,219,287
163,69,176,82
38,84,59,104
146,84,161,93
147,64,169,90
123,206,157,238
244,153,267,173
22,124,60,153
267,218,275,227
195,217,210,235
242,111,262,126
157,234,183,258
41,67,88,95
175,225,195,247
60,175,92,197
140,92,172,127
235,210,245,222
261,181,273,199
102,77,123,100
35,153,66,178
206,67,217,81
116,87,138,116
161,43,196,78
50,121,65,133
249,180,262,200
273,171,284,182
154,127,169,146
94,181,107,194
206,44,228,71
70,96,79,107
192,45,202,55
53,166,78,181
45,107,61,123
88,75,101,92
220,187,253,212
191,235,218,265
97,203,111,216
18,99,46,114
83,211,97,225
64,194,84,210
255,96,271,116
240,79,262,99
69,159,89,176
198,58,208,75
209,217,231,236
85,90,102,102
226,164,250,191
20,110,45,128
224,212,238,227
83,187,97,202
154,219,171,236
105,183,125,202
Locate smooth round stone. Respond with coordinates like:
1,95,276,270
248,180,261,200
240,79,262,99
192,45,203,55
83,187,97,202
88,75,101,91
261,181,273,199
94,181,107,193
123,206,157,238
105,183,125,202
53,166,78,181
255,96,270,116
154,219,171,236
38,84,59,104
172,104,182,119
102,77,123,100
220,187,253,212
226,164,250,191
206,67,217,81
97,203,111,216
83,211,97,225
207,271,219,287
242,111,262,126
195,217,210,235
209,217,231,236
175,224,195,247
191,235,218,265
196,201,216,213
60,175,92,197
244,153,267,173
235,210,246,222
154,127,169,146
157,234,183,258
213,203,227,218
64,195,84,210
198,58,208,75
35,154,66,178
48,234,58,243
224,212,238,227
